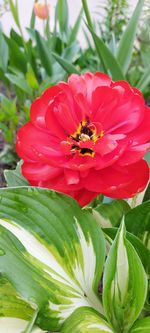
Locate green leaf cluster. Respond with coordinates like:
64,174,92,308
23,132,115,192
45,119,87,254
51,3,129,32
0,184,149,332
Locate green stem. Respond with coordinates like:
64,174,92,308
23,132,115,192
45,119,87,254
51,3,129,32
81,0,93,29
81,0,106,72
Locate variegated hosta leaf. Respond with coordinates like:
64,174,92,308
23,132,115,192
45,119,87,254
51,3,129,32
0,276,45,333
93,199,130,228
130,317,150,333
103,221,148,333
61,307,114,333
0,276,34,320
0,317,46,333
0,187,105,332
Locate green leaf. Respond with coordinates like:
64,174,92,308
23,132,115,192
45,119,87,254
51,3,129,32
0,277,45,332
68,9,83,46
0,317,46,333
26,64,39,90
87,26,125,81
0,276,34,320
52,52,79,74
4,161,29,187
56,0,69,35
10,28,24,47
8,0,20,30
62,42,80,62
116,0,144,74
0,187,105,331
136,66,150,92
81,0,124,80
5,35,27,74
5,74,33,96
35,30,52,76
103,222,147,333
30,7,36,30
0,26,8,71
130,317,150,333
103,228,150,274
93,199,130,228
61,307,114,333
125,200,150,237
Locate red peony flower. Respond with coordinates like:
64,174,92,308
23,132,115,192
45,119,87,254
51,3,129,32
16,72,150,206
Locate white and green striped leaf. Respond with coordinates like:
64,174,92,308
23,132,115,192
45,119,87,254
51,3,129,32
0,187,105,332
61,307,114,333
103,221,147,333
0,318,46,333
0,277,46,333
93,199,130,228
130,317,150,333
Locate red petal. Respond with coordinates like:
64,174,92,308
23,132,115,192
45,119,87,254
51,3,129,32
64,169,80,185
73,189,98,206
117,143,150,166
92,85,145,134
94,135,118,156
22,162,62,181
45,102,67,139
30,85,61,128
85,160,149,198
16,122,63,165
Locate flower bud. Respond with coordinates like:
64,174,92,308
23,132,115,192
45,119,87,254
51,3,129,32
34,1,50,20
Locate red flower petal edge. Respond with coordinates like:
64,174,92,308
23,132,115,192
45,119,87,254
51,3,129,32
16,72,150,206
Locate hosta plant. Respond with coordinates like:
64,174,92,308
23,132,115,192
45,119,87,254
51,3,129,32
0,186,150,333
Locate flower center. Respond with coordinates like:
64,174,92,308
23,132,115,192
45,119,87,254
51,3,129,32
69,120,104,157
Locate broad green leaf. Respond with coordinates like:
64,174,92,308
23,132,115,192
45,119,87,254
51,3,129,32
93,199,130,228
35,30,52,76
0,26,8,71
116,0,144,74
103,222,147,333
136,66,150,92
0,187,105,331
130,317,150,333
125,200,150,237
87,27,125,81
52,52,79,74
5,74,33,96
61,307,114,333
5,36,27,73
103,228,150,274
4,161,29,187
10,28,24,47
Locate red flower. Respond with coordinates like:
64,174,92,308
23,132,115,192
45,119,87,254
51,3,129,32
16,72,150,206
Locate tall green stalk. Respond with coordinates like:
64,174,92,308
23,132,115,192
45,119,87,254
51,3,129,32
81,0,106,71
